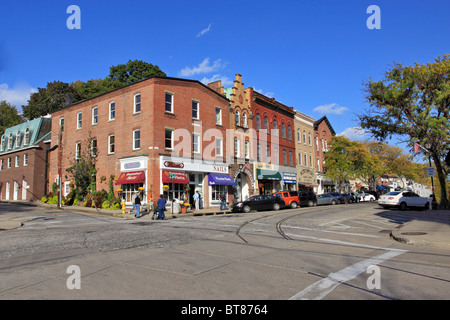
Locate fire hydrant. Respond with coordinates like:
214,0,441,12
121,201,126,214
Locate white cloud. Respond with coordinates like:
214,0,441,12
196,23,211,37
200,74,233,87
179,58,224,77
313,103,349,115
338,126,368,140
0,83,37,107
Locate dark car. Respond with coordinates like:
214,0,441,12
341,193,356,203
232,195,286,213
297,191,317,207
328,192,345,204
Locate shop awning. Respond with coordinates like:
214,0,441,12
256,169,282,180
162,170,189,184
208,173,235,186
115,171,145,185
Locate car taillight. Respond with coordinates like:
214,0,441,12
388,197,394,200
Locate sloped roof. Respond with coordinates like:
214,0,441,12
314,116,336,136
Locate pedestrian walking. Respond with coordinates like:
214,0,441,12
193,190,200,210
220,193,227,210
129,192,141,218
157,194,167,220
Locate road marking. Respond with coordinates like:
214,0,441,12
289,249,406,300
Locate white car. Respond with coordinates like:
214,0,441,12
359,193,376,201
378,191,432,210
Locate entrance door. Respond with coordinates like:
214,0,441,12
13,181,18,200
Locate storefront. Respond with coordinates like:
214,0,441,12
282,172,297,191
297,167,317,191
160,155,232,208
256,167,282,195
116,155,148,205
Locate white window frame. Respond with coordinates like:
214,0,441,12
24,128,30,145
215,138,223,157
16,131,21,148
15,155,19,167
23,153,28,166
215,107,222,125
234,138,240,158
7,157,11,168
134,93,141,114
8,133,13,149
92,107,98,125
165,92,173,113
245,141,250,159
165,128,174,150
108,135,115,154
109,101,115,121
193,133,201,154
75,142,81,160
133,129,140,150
77,112,82,129
192,100,199,120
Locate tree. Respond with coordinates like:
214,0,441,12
66,133,97,201
71,78,122,101
22,81,81,120
0,100,22,136
359,55,450,208
108,59,166,85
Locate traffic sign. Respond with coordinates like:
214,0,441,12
427,167,435,177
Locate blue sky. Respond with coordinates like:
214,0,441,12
1,0,449,144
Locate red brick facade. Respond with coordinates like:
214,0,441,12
48,76,230,208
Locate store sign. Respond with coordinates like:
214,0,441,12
427,167,435,177
164,161,184,169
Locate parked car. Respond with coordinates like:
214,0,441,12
297,191,317,207
341,193,356,203
328,192,345,204
316,193,340,206
359,192,376,202
378,191,432,210
231,195,286,213
274,191,300,209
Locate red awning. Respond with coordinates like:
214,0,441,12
115,171,146,185
162,170,189,184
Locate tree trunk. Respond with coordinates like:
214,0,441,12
432,152,449,209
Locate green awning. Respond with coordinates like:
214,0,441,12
256,169,282,180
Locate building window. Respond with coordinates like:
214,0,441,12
234,138,240,157
289,151,293,166
7,157,11,168
134,93,141,114
193,133,200,154
92,107,98,125
235,110,240,127
8,132,13,149
24,128,30,145
303,132,306,144
77,112,82,129
15,155,19,167
283,149,287,165
299,152,302,165
91,138,98,157
308,133,312,146
245,140,250,159
243,113,248,127
274,148,279,164
24,153,28,166
0,159,3,170
281,123,286,139
256,114,261,130
266,145,270,162
133,129,140,150
256,143,261,162
273,120,277,133
215,107,222,125
192,100,199,119
165,92,173,113
264,117,269,131
109,102,115,121
108,135,115,154
211,185,228,203
288,125,292,140
16,131,21,148
76,142,81,160
1,135,5,151
216,138,223,156
165,128,173,150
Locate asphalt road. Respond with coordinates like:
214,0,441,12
0,202,449,301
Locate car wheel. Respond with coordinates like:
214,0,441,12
307,200,314,207
331,200,336,205
243,205,251,213
399,202,407,211
290,201,298,209
273,203,280,211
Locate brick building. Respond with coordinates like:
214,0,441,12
247,88,297,194
294,111,317,191
48,76,230,209
208,74,257,203
0,117,51,201
314,116,336,193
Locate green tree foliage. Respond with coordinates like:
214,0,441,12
359,55,450,208
108,59,166,85
0,100,22,135
22,81,81,120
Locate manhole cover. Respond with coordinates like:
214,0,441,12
401,232,427,235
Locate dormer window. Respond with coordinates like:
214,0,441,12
16,131,21,148
8,132,14,149
24,128,30,145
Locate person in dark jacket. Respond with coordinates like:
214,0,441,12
129,192,141,218
157,194,167,220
